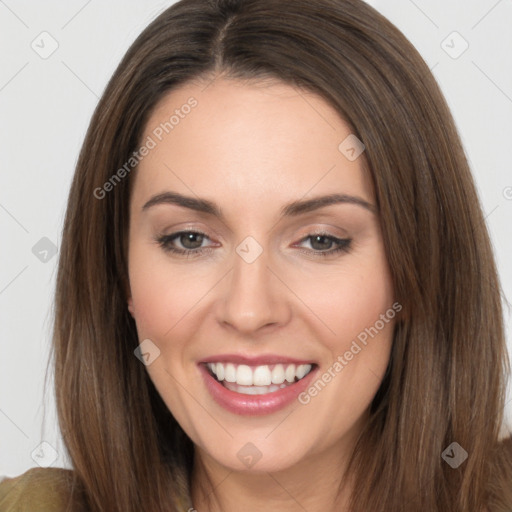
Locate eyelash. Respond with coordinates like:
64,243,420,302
154,230,352,259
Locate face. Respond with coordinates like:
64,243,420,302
127,77,396,475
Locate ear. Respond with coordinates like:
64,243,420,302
123,273,135,318
127,296,135,317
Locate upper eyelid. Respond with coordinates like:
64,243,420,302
159,219,351,238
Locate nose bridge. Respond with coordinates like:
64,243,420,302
218,235,289,333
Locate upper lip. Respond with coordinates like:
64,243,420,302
200,354,316,366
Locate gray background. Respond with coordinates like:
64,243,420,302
1,0,511,475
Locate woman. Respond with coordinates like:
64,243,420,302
1,0,511,510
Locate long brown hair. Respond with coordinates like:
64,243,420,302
52,0,512,510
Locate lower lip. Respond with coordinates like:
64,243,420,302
198,363,318,416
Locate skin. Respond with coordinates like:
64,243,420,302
127,76,396,512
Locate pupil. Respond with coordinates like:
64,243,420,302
182,232,203,249
311,235,331,250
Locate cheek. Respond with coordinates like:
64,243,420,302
128,273,170,340
294,249,395,355
127,243,202,340
301,256,395,415
291,248,395,420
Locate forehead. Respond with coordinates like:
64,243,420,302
131,77,373,213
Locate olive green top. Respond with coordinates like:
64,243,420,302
0,468,76,511
0,467,194,511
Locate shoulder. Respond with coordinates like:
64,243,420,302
0,467,76,512
486,434,512,512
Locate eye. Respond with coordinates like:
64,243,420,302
154,230,352,259
294,232,352,257
155,230,214,258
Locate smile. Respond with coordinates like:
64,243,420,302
206,362,313,394
199,357,318,415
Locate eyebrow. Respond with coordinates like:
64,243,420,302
141,191,376,220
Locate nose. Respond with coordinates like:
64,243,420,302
216,242,291,335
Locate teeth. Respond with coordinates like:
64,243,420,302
223,382,288,395
236,365,253,386
271,364,285,384
206,362,313,386
253,365,272,386
285,364,296,382
215,362,224,381
296,364,310,379
225,363,236,383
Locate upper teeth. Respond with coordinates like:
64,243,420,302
206,362,313,386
